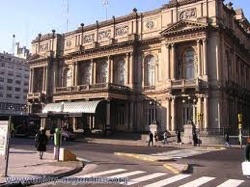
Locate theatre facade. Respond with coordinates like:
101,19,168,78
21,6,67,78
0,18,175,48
27,0,250,136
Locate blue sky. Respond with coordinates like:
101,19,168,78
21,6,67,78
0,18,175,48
0,0,249,54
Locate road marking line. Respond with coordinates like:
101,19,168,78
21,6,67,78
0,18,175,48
108,171,146,178
178,176,215,187
127,173,167,185
81,168,127,177
216,179,245,187
143,174,191,187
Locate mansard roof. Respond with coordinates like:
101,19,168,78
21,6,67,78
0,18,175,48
160,20,208,36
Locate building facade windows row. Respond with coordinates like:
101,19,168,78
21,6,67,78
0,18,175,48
27,0,250,137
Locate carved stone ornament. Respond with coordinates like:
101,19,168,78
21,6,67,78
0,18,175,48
39,43,48,52
66,40,72,47
146,21,154,29
116,26,129,36
83,34,95,43
179,8,197,20
98,30,111,40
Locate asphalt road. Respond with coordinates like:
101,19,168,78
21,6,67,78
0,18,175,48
9,137,250,187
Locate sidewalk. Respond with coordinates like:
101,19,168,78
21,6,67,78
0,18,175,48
0,148,83,187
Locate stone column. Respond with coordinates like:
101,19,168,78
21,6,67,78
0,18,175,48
29,69,33,92
129,52,134,87
171,43,175,79
106,100,111,132
42,67,46,91
142,55,145,88
203,38,208,77
126,53,129,85
92,60,96,84
107,56,111,83
166,99,171,131
203,96,208,130
110,58,114,83
72,63,75,86
166,44,170,80
74,61,78,86
197,97,202,129
197,40,201,77
129,101,134,131
171,97,176,131
45,67,48,92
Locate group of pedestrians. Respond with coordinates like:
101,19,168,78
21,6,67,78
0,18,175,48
148,130,182,147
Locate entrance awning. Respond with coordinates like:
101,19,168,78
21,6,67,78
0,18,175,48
42,100,104,114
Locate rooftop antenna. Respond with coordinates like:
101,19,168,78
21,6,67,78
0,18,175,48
66,0,69,32
102,0,108,21
12,34,15,55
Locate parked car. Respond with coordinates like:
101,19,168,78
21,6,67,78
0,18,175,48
47,129,76,141
61,130,76,141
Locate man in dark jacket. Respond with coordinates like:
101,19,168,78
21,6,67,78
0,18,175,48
148,131,154,147
35,129,48,159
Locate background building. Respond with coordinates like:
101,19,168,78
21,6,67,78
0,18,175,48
0,45,30,116
28,0,250,137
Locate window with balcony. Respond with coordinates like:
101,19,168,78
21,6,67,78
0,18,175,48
114,58,125,85
79,62,91,85
178,47,196,80
63,67,72,87
144,55,156,86
96,61,107,84
183,48,195,80
33,68,43,92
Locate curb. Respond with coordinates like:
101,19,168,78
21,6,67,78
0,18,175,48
163,163,189,174
114,152,175,162
114,152,188,174
0,161,84,187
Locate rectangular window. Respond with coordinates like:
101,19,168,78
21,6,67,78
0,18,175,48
15,87,21,91
15,80,21,84
7,86,12,91
7,79,13,83
6,94,12,98
0,77,4,82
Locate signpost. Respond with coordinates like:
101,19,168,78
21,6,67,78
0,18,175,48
0,119,10,177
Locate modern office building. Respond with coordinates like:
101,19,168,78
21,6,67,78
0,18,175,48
27,0,250,136
0,47,30,115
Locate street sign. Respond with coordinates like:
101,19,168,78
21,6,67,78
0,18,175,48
0,121,9,156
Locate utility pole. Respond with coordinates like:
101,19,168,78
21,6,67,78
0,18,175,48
102,0,108,21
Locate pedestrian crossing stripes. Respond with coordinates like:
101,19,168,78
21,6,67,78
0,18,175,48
71,168,246,187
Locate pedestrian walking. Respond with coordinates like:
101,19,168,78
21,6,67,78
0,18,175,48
163,131,168,145
148,131,154,146
35,129,48,159
193,132,198,146
176,131,182,144
154,131,158,146
224,133,231,147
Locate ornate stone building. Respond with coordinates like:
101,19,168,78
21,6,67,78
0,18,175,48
27,0,250,135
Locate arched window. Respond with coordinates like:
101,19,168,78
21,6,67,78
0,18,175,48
96,61,107,83
145,55,156,86
183,48,195,79
114,59,125,85
63,67,72,87
80,62,91,85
